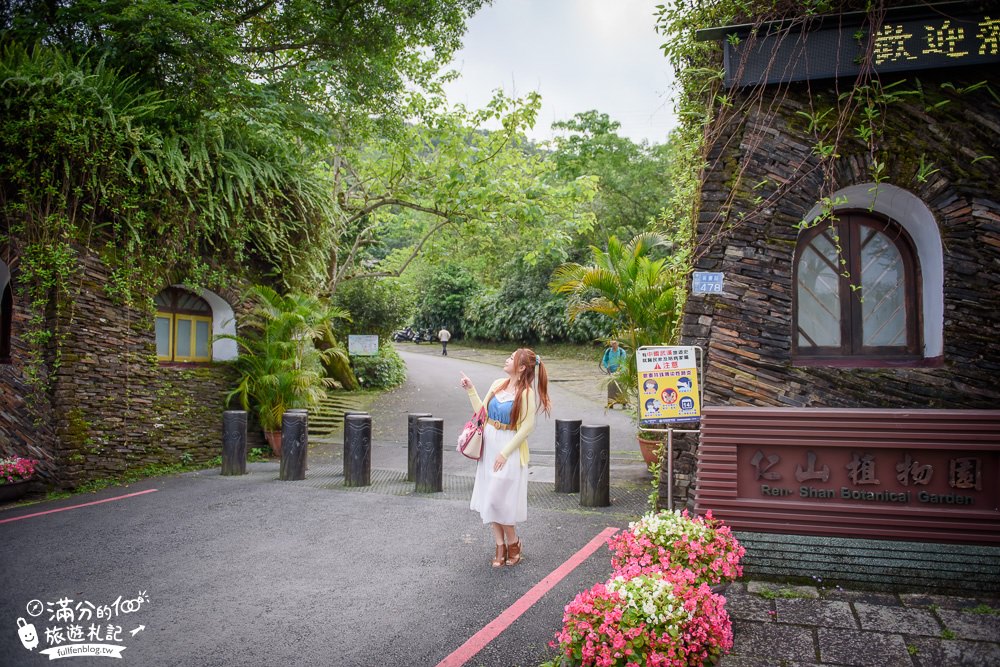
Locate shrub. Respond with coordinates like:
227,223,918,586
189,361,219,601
351,344,406,389
462,255,611,343
547,570,733,667
411,263,478,336
609,510,746,586
331,278,413,342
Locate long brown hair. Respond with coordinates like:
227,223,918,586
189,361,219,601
503,347,551,427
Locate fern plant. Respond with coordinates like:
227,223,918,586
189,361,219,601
222,286,349,432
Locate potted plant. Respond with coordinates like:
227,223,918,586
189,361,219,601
223,286,348,456
636,428,668,467
0,456,38,502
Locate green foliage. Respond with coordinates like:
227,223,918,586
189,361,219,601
550,233,683,401
351,344,407,390
223,286,348,431
463,256,610,343
331,278,414,342
411,263,479,336
551,110,676,243
329,90,599,291
0,43,339,292
1,1,487,405
2,0,485,127
967,604,1000,615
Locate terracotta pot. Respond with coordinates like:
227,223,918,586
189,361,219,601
263,430,282,457
0,479,33,503
637,437,663,467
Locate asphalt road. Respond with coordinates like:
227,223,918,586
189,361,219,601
373,347,643,482
0,347,642,667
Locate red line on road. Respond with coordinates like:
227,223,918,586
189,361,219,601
435,526,619,667
0,489,158,525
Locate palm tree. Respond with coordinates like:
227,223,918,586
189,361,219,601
223,286,350,449
549,232,683,403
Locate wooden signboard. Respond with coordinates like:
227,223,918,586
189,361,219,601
695,407,1000,544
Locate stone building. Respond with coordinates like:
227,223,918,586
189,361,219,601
666,2,1000,589
682,6,998,414
0,249,257,488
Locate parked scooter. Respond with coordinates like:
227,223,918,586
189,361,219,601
413,328,435,344
392,327,416,342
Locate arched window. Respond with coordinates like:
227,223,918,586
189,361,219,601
155,287,213,362
794,212,920,364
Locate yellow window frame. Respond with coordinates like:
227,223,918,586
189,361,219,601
155,312,174,362
173,314,213,362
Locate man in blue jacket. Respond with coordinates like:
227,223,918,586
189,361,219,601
600,341,628,408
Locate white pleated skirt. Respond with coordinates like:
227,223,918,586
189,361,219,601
470,424,528,525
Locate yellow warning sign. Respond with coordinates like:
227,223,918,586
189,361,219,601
637,346,700,425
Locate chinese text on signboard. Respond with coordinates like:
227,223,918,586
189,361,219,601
637,346,701,426
718,13,999,87
692,272,724,294
741,447,989,508
347,335,378,356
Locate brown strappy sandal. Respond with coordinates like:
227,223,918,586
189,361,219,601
505,540,522,566
491,544,507,568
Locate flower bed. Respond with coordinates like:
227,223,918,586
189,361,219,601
0,456,36,485
609,510,746,585
551,571,732,667
545,509,744,667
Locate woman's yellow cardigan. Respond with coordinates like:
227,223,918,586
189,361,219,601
466,378,536,466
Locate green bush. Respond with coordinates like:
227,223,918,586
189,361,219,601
411,263,478,336
332,278,414,342
462,257,611,343
351,344,407,389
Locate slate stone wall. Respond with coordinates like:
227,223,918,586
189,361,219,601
0,285,58,484
663,69,1000,509
0,249,264,489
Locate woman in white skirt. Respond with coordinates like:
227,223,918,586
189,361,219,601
459,348,551,567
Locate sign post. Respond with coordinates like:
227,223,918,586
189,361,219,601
347,335,379,357
636,346,704,509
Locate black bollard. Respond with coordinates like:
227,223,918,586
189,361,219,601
407,413,433,481
554,419,582,493
414,417,444,493
221,410,248,476
279,411,308,481
580,424,611,507
343,413,372,487
343,409,368,425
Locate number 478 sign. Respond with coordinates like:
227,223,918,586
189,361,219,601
692,272,724,294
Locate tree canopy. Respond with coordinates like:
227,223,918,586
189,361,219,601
2,0,485,128
552,111,676,243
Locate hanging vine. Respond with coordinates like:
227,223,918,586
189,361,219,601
655,0,999,266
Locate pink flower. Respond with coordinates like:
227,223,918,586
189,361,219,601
0,457,37,485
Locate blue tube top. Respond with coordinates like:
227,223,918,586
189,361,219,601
487,395,514,424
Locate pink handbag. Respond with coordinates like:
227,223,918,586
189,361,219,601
457,405,486,460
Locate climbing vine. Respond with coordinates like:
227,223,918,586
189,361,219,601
654,0,999,262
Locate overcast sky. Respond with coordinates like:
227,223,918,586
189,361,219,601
442,0,678,145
